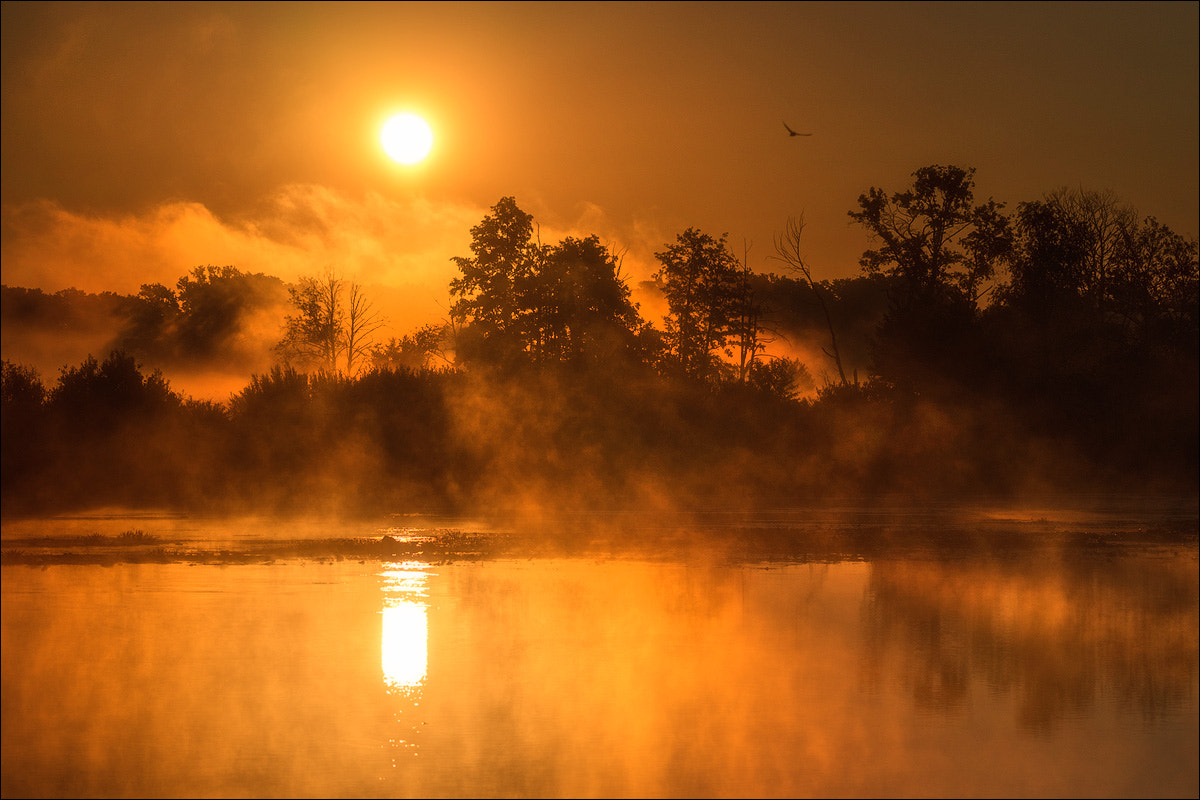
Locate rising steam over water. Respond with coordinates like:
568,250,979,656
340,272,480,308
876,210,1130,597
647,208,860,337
2,503,1196,798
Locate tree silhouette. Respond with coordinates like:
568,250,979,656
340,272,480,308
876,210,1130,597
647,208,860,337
987,187,1199,477
450,199,647,369
1009,189,1198,341
277,270,344,372
773,215,850,387
728,242,767,384
49,350,178,433
1,359,45,408
531,235,645,366
113,265,286,366
848,165,1013,389
176,266,261,359
1000,188,1198,359
117,282,180,360
1049,188,1138,322
747,356,813,399
1,360,48,509
1001,198,1091,322
849,165,1012,313
370,324,453,371
345,280,385,375
653,228,744,382
1114,215,1198,357
449,197,539,366
277,268,383,375
2,169,1196,515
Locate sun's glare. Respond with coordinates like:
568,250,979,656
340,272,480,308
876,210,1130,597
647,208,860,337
381,113,434,164
382,600,428,689
380,561,431,691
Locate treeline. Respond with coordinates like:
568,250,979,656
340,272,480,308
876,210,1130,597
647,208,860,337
1,165,1196,516
2,348,1131,517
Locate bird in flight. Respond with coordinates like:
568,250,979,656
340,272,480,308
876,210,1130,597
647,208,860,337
783,122,812,137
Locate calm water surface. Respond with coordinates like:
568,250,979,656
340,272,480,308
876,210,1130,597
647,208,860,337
2,506,1197,798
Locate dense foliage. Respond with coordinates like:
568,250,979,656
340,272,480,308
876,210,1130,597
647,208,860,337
2,168,1196,517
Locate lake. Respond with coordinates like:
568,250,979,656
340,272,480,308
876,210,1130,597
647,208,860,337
2,500,1197,798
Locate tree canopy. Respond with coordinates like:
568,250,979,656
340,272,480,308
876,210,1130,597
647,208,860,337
2,169,1196,515
449,197,649,371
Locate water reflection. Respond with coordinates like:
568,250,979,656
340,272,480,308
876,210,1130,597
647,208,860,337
864,554,1200,731
382,602,428,689
379,560,432,766
2,534,1195,798
379,561,431,692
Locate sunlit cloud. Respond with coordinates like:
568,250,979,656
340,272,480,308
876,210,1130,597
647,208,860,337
0,185,688,403
0,187,486,327
0,186,679,335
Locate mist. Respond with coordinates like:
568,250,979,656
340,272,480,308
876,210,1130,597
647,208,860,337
0,183,684,399
3,175,1198,523
3,5,1196,798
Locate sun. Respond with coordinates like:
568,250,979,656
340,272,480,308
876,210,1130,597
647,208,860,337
381,113,434,165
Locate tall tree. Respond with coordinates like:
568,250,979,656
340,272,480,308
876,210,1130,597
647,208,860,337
49,351,179,435
848,165,1013,388
278,269,343,372
773,215,849,386
848,165,1012,313
117,282,181,361
173,265,285,360
115,266,285,365
1113,215,1198,347
449,197,540,366
345,281,385,375
1002,197,1091,320
534,235,644,366
727,241,767,384
653,228,743,382
1004,188,1197,350
277,268,382,375
450,198,646,369
1051,188,1138,320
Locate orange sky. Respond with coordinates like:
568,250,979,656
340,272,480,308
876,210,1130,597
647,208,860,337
2,1,1197,331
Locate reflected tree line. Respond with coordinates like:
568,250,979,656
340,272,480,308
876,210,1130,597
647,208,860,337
2,165,1196,515
864,554,1199,731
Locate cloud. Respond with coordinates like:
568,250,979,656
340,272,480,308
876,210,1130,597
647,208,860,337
1,186,679,329
0,186,682,401
0,187,480,332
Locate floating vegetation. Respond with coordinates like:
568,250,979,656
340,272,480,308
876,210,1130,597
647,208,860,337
116,529,159,544
1,509,1195,569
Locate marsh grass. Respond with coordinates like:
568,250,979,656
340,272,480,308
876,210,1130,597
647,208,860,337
116,529,159,544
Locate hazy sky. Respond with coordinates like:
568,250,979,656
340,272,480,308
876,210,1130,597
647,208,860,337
2,1,1197,328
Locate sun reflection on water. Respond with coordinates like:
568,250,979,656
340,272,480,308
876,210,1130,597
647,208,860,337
379,561,431,693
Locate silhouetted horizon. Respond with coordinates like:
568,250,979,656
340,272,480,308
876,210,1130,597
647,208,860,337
3,173,1196,519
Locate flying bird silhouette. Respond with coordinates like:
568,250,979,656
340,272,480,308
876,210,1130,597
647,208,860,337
783,122,812,137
